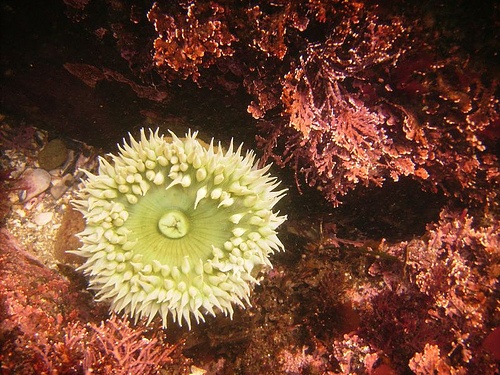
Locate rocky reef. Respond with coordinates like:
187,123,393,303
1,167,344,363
0,0,498,373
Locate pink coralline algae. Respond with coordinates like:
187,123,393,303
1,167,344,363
257,16,499,206
408,343,465,375
148,2,237,83
403,208,499,371
407,210,499,332
60,1,499,209
331,207,500,373
0,229,189,374
145,0,499,207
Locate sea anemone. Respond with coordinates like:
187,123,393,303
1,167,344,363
71,128,286,328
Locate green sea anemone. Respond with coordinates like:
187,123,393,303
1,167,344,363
71,129,286,328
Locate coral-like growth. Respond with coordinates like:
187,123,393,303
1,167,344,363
81,315,183,374
275,28,413,205
0,228,93,373
148,2,237,82
145,0,499,207
0,229,189,374
60,0,500,206
334,208,500,373
258,15,499,206
407,209,499,334
409,343,466,375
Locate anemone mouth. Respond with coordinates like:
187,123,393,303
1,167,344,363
71,128,287,329
122,184,232,266
158,209,190,239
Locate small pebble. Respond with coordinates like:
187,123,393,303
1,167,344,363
50,174,74,200
33,212,54,226
17,168,51,202
14,208,26,218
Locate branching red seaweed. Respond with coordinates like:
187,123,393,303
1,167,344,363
0,229,190,374
145,0,499,207
337,207,500,373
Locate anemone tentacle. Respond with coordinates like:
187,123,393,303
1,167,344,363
71,128,287,329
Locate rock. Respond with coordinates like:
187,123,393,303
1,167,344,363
17,168,51,202
38,138,68,171
33,211,54,226
50,174,74,200
54,207,85,264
